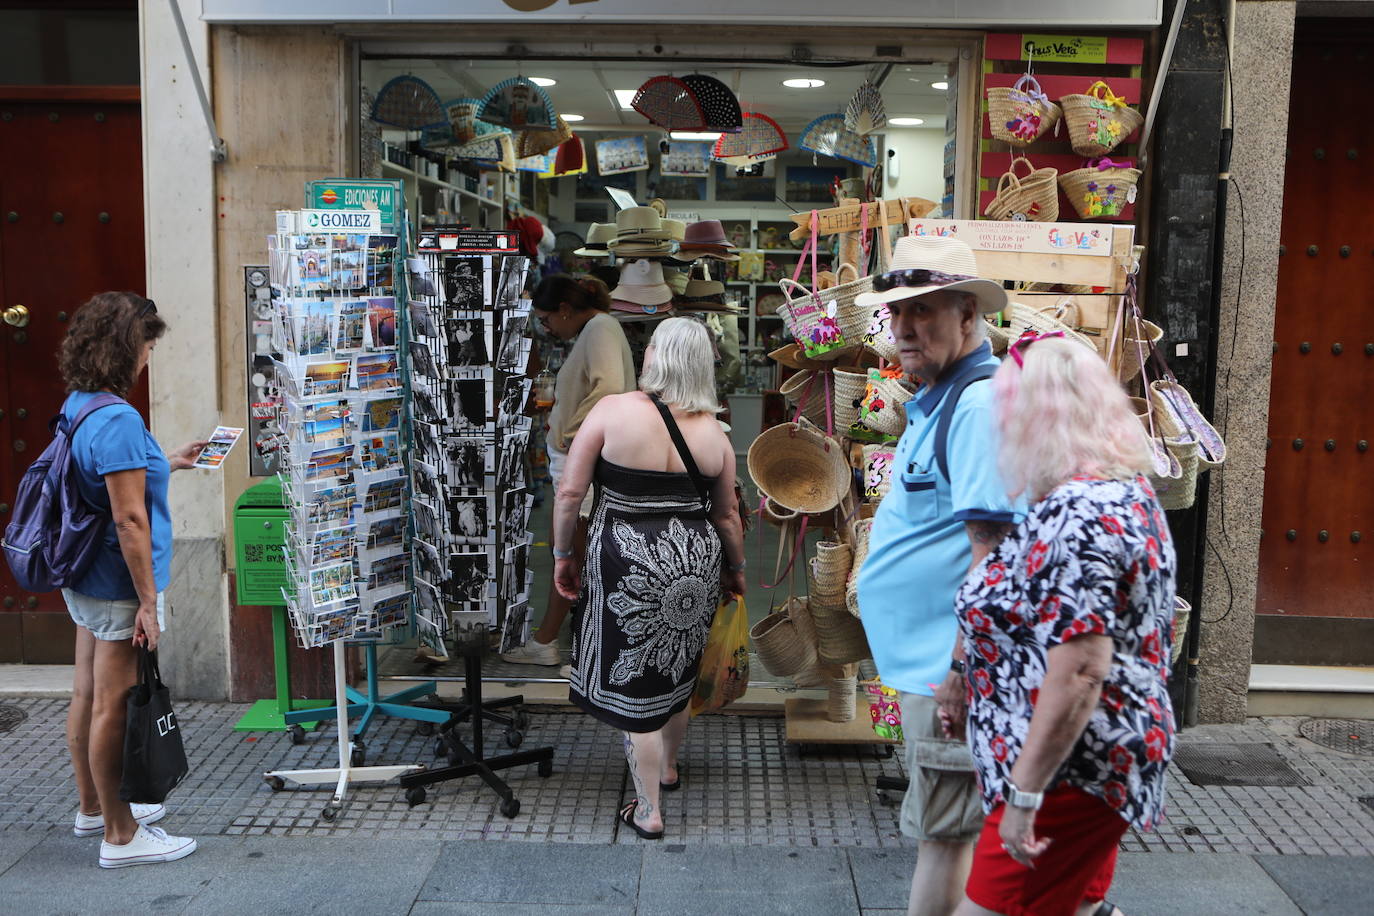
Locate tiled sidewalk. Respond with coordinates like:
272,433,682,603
1,697,1372,858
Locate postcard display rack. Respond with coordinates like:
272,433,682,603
397,228,554,815
260,208,449,819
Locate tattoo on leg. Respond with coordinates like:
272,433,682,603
623,732,654,821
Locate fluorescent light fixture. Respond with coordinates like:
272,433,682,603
931,81,949,90
613,89,637,109
562,114,585,122
889,117,925,126
782,78,826,89
528,77,557,87
670,131,722,141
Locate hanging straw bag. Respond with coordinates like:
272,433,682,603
832,365,870,433
845,518,873,617
988,74,1063,147
747,419,850,516
862,444,896,502
1060,158,1141,219
808,553,871,666
1060,80,1143,157
750,596,820,678
984,157,1060,222
1006,298,1098,351
1117,315,1163,384
776,211,849,359
856,369,916,439
780,369,831,429
820,263,876,343
1150,379,1227,470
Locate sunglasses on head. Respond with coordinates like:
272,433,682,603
1008,330,1065,367
870,268,973,293
138,297,157,318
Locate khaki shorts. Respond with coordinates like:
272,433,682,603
898,691,984,843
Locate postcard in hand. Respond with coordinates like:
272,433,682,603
194,426,245,469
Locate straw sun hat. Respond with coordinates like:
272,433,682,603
854,236,1007,315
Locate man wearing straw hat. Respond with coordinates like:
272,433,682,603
854,236,1023,916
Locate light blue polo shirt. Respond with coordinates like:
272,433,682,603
856,342,1023,696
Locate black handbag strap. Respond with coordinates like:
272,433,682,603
648,393,711,511
138,647,164,690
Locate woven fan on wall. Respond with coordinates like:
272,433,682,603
632,76,707,131
712,112,788,161
844,81,886,135
370,75,447,130
478,77,558,130
681,74,743,132
799,113,878,167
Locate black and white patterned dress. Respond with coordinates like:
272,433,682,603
568,458,721,732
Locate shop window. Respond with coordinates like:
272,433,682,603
0,6,139,86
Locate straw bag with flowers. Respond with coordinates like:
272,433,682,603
855,368,916,440
984,157,1059,223
1006,298,1098,352
1060,157,1141,220
1060,80,1143,157
988,74,1062,147
862,443,896,502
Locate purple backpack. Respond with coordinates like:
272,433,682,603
2,393,124,593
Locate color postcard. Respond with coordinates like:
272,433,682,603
193,426,244,469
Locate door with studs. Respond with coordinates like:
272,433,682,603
0,92,148,663
1255,20,1374,665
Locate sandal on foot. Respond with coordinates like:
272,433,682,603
1090,902,1122,916
660,765,682,792
618,801,664,840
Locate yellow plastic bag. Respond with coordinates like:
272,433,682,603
689,596,750,717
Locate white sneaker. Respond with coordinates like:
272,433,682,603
73,802,166,837
499,638,560,666
99,825,197,869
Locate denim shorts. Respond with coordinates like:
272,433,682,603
61,589,167,642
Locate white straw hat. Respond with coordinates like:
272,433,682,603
853,236,1008,314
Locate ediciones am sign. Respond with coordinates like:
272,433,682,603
307,179,401,230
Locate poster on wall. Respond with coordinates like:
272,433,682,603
595,136,650,176
660,141,711,177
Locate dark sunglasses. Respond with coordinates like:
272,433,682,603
871,268,973,292
138,297,157,318
1009,330,1065,367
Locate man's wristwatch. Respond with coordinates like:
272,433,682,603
552,547,573,559
1005,781,1044,810
949,659,966,675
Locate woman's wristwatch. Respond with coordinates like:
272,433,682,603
726,559,746,572
1005,780,1044,810
552,546,573,559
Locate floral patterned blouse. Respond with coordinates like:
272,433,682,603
955,476,1177,831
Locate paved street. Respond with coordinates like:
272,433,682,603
0,697,1371,914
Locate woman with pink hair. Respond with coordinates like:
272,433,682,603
951,334,1177,916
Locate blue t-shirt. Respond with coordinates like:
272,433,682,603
62,392,172,600
856,343,1024,696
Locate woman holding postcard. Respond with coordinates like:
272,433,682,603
500,274,635,667
55,292,205,869
552,318,747,840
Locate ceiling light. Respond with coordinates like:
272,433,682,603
562,114,585,122
528,77,557,87
782,78,826,89
889,117,925,126
613,89,637,110
931,81,949,90
670,131,722,141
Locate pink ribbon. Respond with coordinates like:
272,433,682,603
1086,156,1133,170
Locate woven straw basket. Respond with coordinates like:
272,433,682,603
1115,315,1163,384
985,319,1013,355
1150,379,1227,469
777,278,850,360
810,551,870,665
816,265,876,344
1060,81,1143,157
748,420,851,515
1171,597,1191,665
1006,299,1098,351
987,75,1063,147
827,670,859,722
862,444,896,502
751,597,819,678
858,371,916,438
845,518,873,617
984,158,1060,223
1149,435,1199,510
1060,165,1141,219
780,369,830,429
857,303,899,363
832,366,870,432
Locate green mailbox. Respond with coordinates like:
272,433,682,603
233,477,290,605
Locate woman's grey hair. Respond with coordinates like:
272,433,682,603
639,317,720,414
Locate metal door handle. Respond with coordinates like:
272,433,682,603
2,304,29,327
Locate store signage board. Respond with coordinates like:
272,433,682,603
907,218,1115,258
1019,34,1110,63
306,179,402,230
277,209,383,235
200,0,1162,27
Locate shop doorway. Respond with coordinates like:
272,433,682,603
1254,19,1374,666
0,93,148,663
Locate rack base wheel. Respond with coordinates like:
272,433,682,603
321,804,339,822
416,721,435,737
287,724,306,745
514,708,531,731
537,759,553,778
433,739,448,758
503,728,524,748
350,744,366,767
499,796,520,819
264,775,286,791
405,786,427,808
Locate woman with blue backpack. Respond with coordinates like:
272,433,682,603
53,292,206,868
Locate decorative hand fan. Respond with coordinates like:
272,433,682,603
450,133,506,161
515,116,573,159
712,112,788,160
370,75,447,130
552,135,586,175
799,113,878,167
478,77,557,130
421,98,508,152
681,74,743,132
844,81,886,135
631,76,707,131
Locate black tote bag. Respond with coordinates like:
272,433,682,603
119,648,189,804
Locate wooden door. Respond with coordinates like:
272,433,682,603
1254,21,1374,665
0,91,147,663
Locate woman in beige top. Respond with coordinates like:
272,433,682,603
501,274,635,666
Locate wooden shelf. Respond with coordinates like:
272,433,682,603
381,160,502,208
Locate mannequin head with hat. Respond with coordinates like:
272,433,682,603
532,273,612,341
